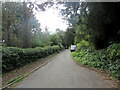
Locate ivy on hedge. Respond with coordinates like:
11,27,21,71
2,45,64,73
71,44,120,80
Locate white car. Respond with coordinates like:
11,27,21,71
70,45,76,52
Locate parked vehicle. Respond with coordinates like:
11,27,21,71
70,45,76,52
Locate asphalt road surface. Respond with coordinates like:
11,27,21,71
16,50,114,88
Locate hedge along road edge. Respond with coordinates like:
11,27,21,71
2,45,64,73
1,49,64,89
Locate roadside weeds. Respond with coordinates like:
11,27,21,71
71,54,120,88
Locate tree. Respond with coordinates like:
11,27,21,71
65,28,76,48
2,2,41,48
61,2,120,49
84,3,120,49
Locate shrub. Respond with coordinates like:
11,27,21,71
107,44,120,79
76,40,94,52
71,43,120,79
2,45,64,73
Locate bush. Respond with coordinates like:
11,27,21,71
107,44,120,79
71,43,120,79
2,45,64,73
76,40,93,52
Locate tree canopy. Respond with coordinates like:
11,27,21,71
2,2,120,49
61,2,120,49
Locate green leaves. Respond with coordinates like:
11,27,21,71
72,43,120,79
2,45,64,73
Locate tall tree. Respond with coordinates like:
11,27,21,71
61,2,120,49
2,2,41,48
65,28,76,48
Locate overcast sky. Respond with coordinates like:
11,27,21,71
33,3,69,34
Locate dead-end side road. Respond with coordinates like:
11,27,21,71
15,50,115,88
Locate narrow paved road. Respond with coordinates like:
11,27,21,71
16,50,114,88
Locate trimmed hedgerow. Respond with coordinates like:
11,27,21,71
71,44,120,80
2,45,64,73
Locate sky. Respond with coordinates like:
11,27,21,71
33,3,69,34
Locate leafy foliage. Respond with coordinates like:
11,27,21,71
72,44,120,79
62,2,120,49
61,2,120,79
65,28,76,48
2,45,64,73
2,2,41,48
76,40,91,51
2,2,120,80
2,2,67,48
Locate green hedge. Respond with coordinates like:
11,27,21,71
71,44,120,80
2,45,64,73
